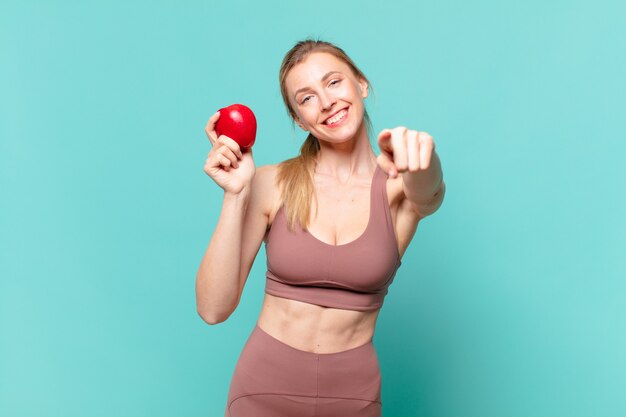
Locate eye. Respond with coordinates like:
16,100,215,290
300,80,340,104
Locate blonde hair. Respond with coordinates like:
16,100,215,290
276,38,374,232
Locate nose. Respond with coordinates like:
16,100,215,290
319,91,336,111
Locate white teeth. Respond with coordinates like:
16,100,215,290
325,109,347,125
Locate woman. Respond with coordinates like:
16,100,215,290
197,39,445,417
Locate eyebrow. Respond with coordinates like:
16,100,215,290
293,71,343,99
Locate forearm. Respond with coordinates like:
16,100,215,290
401,149,444,204
195,190,250,324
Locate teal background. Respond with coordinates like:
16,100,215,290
1,0,625,416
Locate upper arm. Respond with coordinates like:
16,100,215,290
234,164,275,306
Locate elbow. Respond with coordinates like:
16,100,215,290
195,280,240,325
197,306,230,325
195,280,234,325
197,309,228,324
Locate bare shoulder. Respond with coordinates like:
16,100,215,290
251,163,282,225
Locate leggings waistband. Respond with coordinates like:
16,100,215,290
253,323,375,357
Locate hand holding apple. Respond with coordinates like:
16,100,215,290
204,106,256,195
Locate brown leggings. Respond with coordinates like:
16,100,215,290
224,323,382,417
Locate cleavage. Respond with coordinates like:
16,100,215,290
306,180,372,246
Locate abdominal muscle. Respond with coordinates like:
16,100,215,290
256,293,381,354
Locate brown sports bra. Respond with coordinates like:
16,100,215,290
264,164,402,311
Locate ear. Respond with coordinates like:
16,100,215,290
358,78,369,99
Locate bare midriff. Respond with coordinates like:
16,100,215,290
256,292,381,354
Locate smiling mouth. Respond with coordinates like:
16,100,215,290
323,108,349,125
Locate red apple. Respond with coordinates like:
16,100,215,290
215,104,257,150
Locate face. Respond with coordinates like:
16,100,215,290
285,52,368,142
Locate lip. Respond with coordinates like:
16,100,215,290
322,107,349,126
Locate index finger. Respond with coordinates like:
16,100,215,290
204,111,221,145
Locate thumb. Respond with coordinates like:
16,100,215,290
377,129,395,156
377,128,392,144
377,153,398,178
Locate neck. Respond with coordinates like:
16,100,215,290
314,121,377,182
